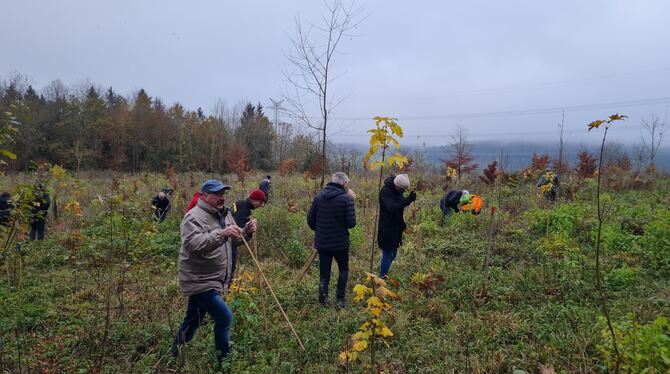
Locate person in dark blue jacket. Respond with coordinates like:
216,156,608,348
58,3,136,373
377,174,416,278
259,175,271,202
439,189,470,221
307,172,356,307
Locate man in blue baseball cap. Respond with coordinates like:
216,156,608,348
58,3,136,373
172,179,257,364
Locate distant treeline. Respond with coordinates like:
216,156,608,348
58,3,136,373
0,73,323,174
3,73,667,176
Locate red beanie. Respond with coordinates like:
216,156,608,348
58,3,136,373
249,189,267,202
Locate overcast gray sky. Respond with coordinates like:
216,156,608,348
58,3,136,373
2,0,669,146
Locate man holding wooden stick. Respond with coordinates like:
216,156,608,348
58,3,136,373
307,172,357,308
172,179,256,364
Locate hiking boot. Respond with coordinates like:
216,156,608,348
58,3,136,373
336,299,346,309
319,289,328,306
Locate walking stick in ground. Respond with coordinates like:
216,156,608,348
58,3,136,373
226,212,305,351
253,237,269,334
295,249,318,284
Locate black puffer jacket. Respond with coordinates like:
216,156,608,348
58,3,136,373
377,176,414,249
440,190,463,214
307,182,356,252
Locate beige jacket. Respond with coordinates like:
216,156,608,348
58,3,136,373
177,199,233,296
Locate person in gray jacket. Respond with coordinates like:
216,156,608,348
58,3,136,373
172,179,256,363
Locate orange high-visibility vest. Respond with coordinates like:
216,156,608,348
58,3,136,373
461,194,484,213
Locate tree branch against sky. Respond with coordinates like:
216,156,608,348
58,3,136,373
641,113,668,170
283,0,367,187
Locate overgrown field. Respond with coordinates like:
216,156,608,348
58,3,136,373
1,169,669,373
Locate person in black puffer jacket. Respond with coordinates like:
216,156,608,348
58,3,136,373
307,172,356,307
377,174,416,278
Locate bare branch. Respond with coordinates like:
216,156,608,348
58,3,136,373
282,0,366,187
640,113,668,167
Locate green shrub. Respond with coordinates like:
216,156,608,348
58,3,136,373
604,266,639,292
285,238,307,267
255,207,310,259
533,232,578,257
349,224,365,252
601,225,641,255
598,314,670,373
641,210,670,275
526,204,585,237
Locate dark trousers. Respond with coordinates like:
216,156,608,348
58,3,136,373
29,220,46,240
155,209,168,223
318,249,349,303
173,289,234,359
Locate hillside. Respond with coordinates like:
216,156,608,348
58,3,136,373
1,168,669,373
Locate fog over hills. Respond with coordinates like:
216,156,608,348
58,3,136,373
336,141,670,171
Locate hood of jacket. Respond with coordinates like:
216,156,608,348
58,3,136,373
383,176,400,194
321,182,347,200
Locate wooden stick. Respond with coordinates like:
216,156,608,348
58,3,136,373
253,237,269,334
295,249,318,283
227,212,305,351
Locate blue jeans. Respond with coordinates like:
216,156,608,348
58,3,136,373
173,289,233,358
379,247,398,278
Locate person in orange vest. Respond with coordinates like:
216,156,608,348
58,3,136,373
460,193,484,215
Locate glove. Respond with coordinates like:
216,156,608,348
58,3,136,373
407,191,417,202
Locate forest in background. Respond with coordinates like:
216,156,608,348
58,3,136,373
0,72,325,176
3,72,668,182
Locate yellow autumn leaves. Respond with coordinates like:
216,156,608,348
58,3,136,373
587,113,627,131
363,116,408,171
340,273,400,365
446,166,457,180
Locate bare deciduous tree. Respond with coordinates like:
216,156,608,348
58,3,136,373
283,0,366,187
445,125,478,180
555,110,568,175
631,143,647,173
641,113,668,170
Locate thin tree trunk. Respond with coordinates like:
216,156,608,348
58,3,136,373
595,127,621,373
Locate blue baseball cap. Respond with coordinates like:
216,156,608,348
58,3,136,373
200,180,231,194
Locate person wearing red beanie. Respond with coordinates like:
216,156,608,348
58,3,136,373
228,189,266,283
248,189,267,203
